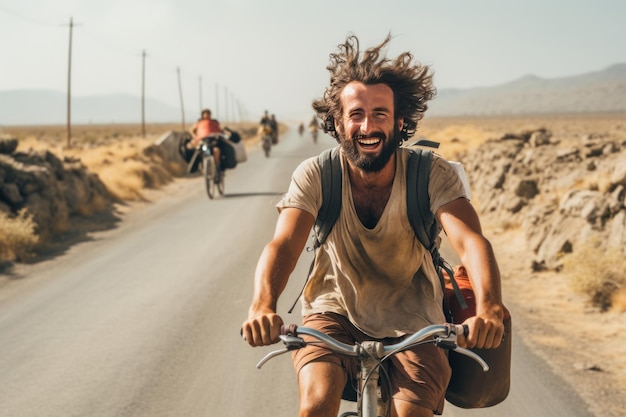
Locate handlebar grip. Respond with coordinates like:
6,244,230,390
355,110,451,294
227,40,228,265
451,324,469,337
281,324,298,336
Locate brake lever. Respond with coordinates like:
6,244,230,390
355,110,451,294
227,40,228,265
453,347,490,372
255,335,306,369
434,326,489,372
256,347,289,369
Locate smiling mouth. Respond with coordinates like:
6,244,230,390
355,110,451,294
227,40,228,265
357,137,380,146
354,133,383,148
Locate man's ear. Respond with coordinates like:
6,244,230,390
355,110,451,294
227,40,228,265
398,118,410,141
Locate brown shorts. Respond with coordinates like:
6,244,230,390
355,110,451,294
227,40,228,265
292,313,451,414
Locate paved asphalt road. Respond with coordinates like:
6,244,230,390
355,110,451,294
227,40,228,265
0,128,593,416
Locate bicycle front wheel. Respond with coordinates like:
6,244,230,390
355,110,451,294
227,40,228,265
263,137,271,158
216,165,225,196
203,155,216,199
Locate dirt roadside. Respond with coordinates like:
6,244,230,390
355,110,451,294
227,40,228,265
487,222,626,417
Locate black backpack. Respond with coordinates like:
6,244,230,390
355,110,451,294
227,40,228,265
288,142,466,313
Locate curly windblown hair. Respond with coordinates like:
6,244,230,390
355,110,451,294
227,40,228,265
312,34,436,141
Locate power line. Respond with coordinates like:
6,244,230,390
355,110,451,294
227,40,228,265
1,8,255,122
0,5,63,27
81,27,139,57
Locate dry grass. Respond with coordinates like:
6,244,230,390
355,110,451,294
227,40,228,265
416,121,493,159
562,243,626,311
76,194,109,217
10,122,257,202
612,287,626,313
0,209,39,262
64,138,172,200
16,130,176,202
8,123,185,147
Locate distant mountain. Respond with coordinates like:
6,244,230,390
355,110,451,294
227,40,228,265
0,90,190,126
2,63,625,125
428,63,626,116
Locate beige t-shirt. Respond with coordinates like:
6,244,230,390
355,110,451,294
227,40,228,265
277,147,468,338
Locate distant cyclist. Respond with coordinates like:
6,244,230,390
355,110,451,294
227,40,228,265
269,114,279,144
258,112,273,157
188,109,223,175
259,110,272,130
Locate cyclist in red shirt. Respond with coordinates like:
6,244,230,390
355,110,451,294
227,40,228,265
190,109,222,147
188,109,223,174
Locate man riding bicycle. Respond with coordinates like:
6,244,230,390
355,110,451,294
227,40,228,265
188,108,223,175
242,34,505,417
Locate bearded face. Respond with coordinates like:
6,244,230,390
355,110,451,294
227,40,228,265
338,124,403,173
335,82,404,173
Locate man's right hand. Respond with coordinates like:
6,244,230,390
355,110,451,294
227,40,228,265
241,312,284,347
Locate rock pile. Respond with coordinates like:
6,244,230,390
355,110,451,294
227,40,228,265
0,137,113,242
461,128,626,270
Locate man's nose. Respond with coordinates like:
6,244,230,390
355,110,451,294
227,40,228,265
358,115,374,134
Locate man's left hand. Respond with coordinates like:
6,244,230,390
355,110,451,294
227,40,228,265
457,314,505,349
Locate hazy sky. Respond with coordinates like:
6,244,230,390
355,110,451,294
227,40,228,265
1,0,625,122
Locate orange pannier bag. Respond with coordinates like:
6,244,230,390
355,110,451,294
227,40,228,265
443,265,512,408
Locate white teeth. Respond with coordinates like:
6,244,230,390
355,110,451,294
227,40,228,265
357,138,380,145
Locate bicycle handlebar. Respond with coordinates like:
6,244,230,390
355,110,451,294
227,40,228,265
255,323,489,371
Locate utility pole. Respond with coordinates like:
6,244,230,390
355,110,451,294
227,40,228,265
231,91,237,122
177,67,185,130
236,99,243,122
66,17,74,148
141,49,146,138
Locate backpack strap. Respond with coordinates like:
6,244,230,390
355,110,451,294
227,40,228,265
288,146,341,313
406,149,437,249
312,147,342,248
406,150,467,312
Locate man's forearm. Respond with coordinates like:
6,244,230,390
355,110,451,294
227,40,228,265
461,235,504,319
249,241,296,315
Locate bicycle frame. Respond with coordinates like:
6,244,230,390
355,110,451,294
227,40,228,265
256,324,488,417
200,135,224,199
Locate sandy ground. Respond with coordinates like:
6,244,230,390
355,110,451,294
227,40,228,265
487,222,626,417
